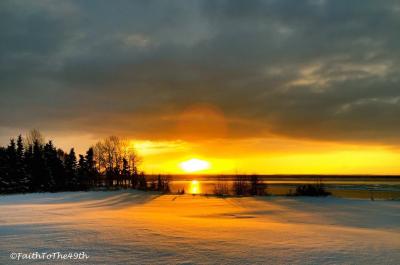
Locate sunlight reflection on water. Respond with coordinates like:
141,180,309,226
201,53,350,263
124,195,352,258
189,180,201,194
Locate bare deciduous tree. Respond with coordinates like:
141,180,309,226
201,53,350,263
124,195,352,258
93,136,141,187
24,129,45,147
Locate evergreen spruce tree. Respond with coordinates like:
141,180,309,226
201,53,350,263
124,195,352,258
157,175,163,191
0,147,7,192
122,158,130,188
16,135,29,192
31,140,53,191
5,139,18,192
16,135,24,160
78,154,88,189
24,143,33,191
64,148,77,190
44,141,64,191
85,148,97,187
138,172,147,190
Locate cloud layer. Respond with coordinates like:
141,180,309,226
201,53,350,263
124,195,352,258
1,0,400,144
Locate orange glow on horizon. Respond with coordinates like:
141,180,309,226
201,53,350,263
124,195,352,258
127,138,400,175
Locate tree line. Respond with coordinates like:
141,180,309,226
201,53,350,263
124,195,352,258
214,175,268,196
213,175,329,197
0,130,169,194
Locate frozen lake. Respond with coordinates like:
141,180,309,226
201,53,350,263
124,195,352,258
165,176,400,199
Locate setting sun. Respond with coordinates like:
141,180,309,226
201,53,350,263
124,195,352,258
179,158,210,173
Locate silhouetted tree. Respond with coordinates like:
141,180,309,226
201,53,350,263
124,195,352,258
0,147,7,192
233,175,250,196
16,135,24,160
6,139,18,191
121,158,130,188
137,172,147,190
25,129,44,148
152,175,170,193
293,184,330,196
157,175,163,191
15,135,29,191
131,171,139,189
85,148,98,187
44,141,65,191
249,175,267,196
93,136,141,188
65,148,78,190
150,177,157,191
77,154,88,189
31,140,53,191
162,176,170,193
214,176,229,196
23,143,33,191
75,148,99,190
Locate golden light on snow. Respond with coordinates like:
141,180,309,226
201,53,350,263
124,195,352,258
179,158,210,173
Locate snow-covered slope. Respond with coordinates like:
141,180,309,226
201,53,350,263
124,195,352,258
0,191,399,264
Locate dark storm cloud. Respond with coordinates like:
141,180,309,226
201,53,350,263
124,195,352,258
1,0,400,143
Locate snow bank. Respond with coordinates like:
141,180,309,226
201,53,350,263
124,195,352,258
0,191,399,264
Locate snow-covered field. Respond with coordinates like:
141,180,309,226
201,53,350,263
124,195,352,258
0,191,399,265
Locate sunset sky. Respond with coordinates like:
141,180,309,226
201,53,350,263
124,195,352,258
1,0,400,174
